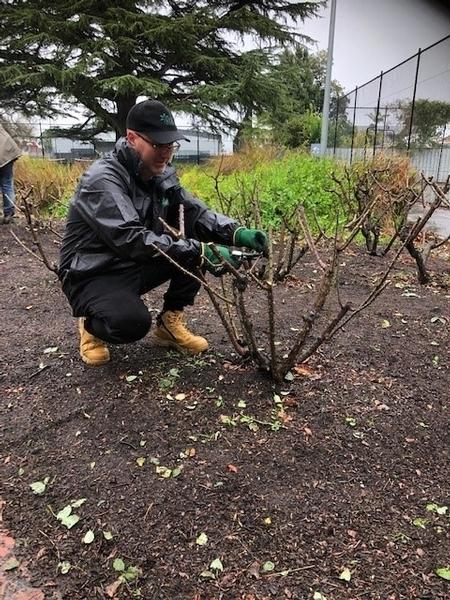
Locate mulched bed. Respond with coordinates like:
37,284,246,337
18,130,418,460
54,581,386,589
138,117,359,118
0,219,449,600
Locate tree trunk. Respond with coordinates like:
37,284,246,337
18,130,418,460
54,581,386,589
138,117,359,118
233,110,253,152
116,95,138,139
405,240,430,284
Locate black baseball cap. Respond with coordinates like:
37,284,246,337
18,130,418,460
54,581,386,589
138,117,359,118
126,99,189,144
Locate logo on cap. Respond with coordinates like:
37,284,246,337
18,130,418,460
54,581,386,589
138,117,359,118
160,112,175,127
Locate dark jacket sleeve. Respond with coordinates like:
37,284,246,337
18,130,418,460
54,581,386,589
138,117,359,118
160,172,239,244
74,170,201,268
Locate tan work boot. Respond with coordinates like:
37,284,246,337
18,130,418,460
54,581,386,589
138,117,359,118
150,310,209,355
79,318,110,365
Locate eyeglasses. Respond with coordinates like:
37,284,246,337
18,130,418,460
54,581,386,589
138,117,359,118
135,132,180,153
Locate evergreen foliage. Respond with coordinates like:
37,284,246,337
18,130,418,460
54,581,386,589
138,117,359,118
395,99,450,148
0,0,321,136
237,48,347,148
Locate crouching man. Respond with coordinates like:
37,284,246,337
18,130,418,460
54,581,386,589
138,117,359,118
58,99,267,365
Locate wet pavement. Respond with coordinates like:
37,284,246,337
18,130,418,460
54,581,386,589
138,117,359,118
408,207,450,238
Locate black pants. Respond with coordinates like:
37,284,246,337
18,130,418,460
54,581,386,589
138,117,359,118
63,258,201,344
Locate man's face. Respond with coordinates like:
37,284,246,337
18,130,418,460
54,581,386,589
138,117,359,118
126,130,178,178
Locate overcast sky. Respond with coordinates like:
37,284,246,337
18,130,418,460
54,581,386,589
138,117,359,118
300,0,450,93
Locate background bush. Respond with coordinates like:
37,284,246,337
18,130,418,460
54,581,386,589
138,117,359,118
21,149,416,239
180,147,345,231
14,156,87,216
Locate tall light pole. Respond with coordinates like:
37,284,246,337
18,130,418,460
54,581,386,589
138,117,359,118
319,0,337,156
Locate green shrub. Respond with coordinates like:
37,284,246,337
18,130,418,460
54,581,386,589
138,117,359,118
277,110,322,148
181,149,345,232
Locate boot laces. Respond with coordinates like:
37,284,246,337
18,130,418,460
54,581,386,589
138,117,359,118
165,311,188,333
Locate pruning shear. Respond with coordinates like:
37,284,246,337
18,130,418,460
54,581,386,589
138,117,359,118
230,249,263,265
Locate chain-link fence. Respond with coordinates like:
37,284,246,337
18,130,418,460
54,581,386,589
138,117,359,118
328,34,450,181
1,122,223,164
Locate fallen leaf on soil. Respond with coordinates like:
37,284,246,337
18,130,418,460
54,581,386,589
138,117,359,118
277,410,293,424
43,346,59,354
196,532,208,546
30,477,50,495
199,570,215,580
155,466,172,478
426,503,448,515
210,558,224,572
293,364,322,379
339,567,352,581
58,561,71,574
70,498,86,508
105,578,123,598
56,505,80,529
3,557,19,571
113,558,125,571
435,567,450,581
82,529,95,544
172,466,183,478
227,463,238,473
412,517,428,529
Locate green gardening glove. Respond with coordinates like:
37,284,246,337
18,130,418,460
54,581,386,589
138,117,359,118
233,227,268,254
200,242,240,276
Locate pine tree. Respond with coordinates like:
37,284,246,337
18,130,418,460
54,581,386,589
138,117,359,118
0,0,321,135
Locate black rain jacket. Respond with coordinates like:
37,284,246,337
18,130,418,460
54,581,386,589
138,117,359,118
59,138,238,280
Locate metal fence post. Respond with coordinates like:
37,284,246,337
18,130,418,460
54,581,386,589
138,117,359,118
350,87,358,165
407,49,422,152
436,123,446,182
196,127,200,165
332,97,340,155
39,122,45,158
372,71,383,157
380,105,388,149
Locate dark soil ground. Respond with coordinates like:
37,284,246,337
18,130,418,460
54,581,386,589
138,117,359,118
1,219,449,600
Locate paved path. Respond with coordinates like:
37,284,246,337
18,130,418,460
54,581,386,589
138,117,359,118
408,207,450,238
